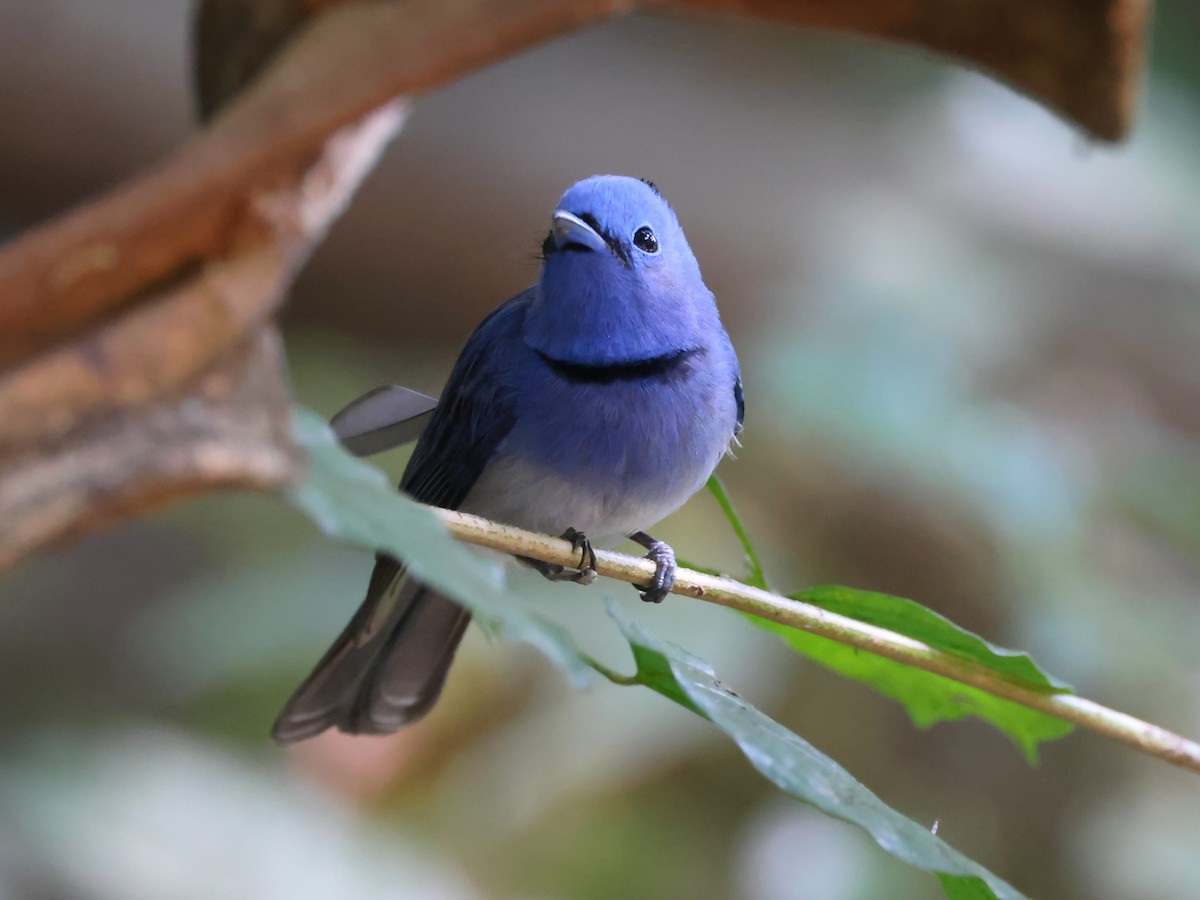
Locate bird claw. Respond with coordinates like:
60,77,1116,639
637,539,676,603
561,527,598,574
525,528,596,586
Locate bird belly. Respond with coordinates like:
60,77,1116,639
461,367,735,542
461,453,708,543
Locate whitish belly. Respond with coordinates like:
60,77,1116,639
460,451,717,543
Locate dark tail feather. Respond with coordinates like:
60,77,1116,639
272,556,471,744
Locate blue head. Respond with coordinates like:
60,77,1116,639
524,175,719,366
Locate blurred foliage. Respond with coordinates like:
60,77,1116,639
3,2,1200,899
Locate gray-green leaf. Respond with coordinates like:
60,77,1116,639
286,408,1027,899
603,601,1025,900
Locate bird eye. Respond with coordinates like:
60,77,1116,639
633,226,658,253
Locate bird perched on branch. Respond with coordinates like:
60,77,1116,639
273,175,743,743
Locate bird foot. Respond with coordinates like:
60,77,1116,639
636,538,676,603
561,527,598,574
525,527,597,585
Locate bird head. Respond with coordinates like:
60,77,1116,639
525,175,718,366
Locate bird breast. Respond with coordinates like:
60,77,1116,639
461,347,736,541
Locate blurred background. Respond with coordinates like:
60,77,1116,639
2,2,1200,898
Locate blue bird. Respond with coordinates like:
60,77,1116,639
274,175,743,743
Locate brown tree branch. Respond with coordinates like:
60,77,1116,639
0,332,297,570
0,99,406,567
0,0,1152,570
671,0,1150,143
0,0,1150,369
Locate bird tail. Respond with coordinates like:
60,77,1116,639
271,556,471,744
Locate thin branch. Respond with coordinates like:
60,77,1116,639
428,505,1200,776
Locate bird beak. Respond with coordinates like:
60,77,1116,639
551,210,608,254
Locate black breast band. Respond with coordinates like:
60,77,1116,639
537,347,701,384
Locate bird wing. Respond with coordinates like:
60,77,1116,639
272,292,529,743
330,384,439,456
399,296,525,507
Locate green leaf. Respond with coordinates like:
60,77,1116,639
707,478,1074,760
764,621,1072,762
784,586,1075,761
286,407,1025,900
800,585,1070,691
939,873,1015,900
603,601,1025,900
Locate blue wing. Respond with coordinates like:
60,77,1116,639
273,291,530,743
400,291,528,507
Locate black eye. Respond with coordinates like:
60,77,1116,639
633,226,658,253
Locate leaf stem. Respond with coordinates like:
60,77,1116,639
706,476,769,589
580,652,641,686
428,505,1200,776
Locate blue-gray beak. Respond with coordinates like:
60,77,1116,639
552,210,608,253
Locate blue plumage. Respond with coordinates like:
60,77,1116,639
274,175,743,742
